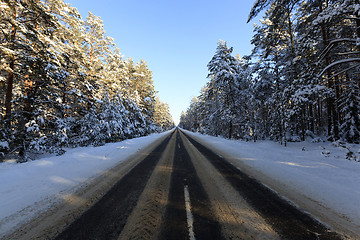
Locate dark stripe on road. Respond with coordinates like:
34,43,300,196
54,132,174,240
159,131,223,240
182,131,342,240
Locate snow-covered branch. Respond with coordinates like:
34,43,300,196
326,63,360,82
337,51,360,56
318,58,360,77
318,38,356,62
318,38,357,63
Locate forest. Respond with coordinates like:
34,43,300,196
180,0,360,145
0,0,174,161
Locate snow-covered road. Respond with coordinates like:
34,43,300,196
0,128,359,238
0,131,171,238
183,129,360,238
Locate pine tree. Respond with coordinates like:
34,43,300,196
83,12,114,109
132,60,156,122
207,40,241,138
0,0,171,160
182,0,359,146
339,80,360,143
0,0,66,159
153,95,174,131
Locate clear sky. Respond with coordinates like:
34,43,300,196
65,0,259,124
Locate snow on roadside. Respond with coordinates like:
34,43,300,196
183,129,360,233
0,131,170,237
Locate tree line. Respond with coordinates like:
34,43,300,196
0,0,174,161
180,0,360,145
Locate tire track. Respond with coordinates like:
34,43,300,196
159,131,222,240
180,131,279,239
182,130,342,240
117,132,176,240
54,131,174,240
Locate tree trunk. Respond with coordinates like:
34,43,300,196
301,107,305,141
5,59,15,121
356,11,360,51
320,21,335,139
333,75,340,138
229,121,233,139
318,0,340,140
355,9,360,89
309,104,315,133
286,4,297,81
5,8,17,122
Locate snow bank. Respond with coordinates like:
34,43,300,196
183,130,360,236
0,131,170,237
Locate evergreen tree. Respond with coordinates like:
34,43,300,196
182,0,359,147
207,40,241,138
339,78,360,143
0,0,172,161
153,95,174,131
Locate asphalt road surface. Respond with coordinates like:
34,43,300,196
6,129,348,240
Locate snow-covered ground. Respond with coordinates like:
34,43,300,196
0,131,170,237
183,129,360,237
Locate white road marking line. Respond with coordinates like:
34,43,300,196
184,185,196,240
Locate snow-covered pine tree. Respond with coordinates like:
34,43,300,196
181,96,201,132
207,40,242,139
183,0,359,145
178,111,186,129
83,12,113,110
250,60,274,140
249,1,299,144
0,0,67,159
153,95,174,131
42,0,88,119
103,48,128,97
132,60,156,123
0,0,170,160
198,84,217,135
339,79,360,143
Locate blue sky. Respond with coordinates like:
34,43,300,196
65,0,259,124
